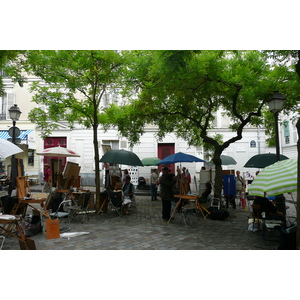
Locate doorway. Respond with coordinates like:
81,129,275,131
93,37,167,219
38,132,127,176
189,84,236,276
158,143,175,173
43,137,67,170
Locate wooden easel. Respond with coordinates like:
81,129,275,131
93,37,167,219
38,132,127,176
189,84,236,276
168,178,210,224
179,178,189,195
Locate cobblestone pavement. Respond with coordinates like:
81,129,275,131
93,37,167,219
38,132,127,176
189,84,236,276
2,194,296,250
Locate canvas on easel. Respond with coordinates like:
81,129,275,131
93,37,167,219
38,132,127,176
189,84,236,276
62,161,81,189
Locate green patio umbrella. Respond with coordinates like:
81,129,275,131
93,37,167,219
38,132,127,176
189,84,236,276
220,155,237,165
141,157,161,166
248,159,297,196
244,153,289,168
99,149,144,166
209,155,236,166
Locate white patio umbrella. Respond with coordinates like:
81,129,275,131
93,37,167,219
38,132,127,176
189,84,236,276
248,159,297,197
36,146,80,157
36,146,80,187
0,139,23,158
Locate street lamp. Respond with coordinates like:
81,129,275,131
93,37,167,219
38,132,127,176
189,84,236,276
267,91,286,162
8,104,22,144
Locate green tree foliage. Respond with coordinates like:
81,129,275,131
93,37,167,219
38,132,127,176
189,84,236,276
22,50,126,210
106,50,300,199
0,50,25,95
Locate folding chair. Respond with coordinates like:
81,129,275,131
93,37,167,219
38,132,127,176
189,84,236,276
210,196,221,210
181,201,197,226
68,192,92,223
108,191,124,216
49,198,71,232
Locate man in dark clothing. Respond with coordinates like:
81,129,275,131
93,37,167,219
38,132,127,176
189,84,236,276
159,167,174,221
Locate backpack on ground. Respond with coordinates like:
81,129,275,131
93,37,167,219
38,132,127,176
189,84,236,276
207,207,230,220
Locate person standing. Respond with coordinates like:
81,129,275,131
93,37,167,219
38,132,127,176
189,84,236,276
150,169,159,201
159,167,174,221
181,167,187,178
186,169,191,193
235,170,244,206
43,164,52,193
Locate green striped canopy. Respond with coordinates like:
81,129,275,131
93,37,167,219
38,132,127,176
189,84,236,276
248,159,297,196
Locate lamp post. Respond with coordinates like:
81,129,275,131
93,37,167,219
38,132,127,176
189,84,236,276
267,91,286,162
8,104,22,189
8,104,22,145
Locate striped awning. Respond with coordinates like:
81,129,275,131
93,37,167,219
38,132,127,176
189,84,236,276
0,130,33,140
248,159,297,196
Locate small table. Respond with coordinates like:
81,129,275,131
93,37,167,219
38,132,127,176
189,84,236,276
168,194,210,224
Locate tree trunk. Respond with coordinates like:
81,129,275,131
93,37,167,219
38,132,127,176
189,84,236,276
93,123,101,212
212,151,223,200
296,118,300,249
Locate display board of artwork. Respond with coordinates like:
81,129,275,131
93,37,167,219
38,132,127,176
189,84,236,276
127,167,138,186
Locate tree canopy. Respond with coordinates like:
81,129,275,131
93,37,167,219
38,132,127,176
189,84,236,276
0,50,25,95
22,50,126,210
106,50,300,199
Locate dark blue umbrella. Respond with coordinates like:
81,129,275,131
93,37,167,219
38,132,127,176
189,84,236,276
157,152,205,165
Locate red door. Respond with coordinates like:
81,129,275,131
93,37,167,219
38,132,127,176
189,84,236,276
158,143,175,174
44,137,67,171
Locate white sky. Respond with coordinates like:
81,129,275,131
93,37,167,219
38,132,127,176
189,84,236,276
2,1,300,50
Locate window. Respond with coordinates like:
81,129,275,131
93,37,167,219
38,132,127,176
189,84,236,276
102,140,119,150
28,150,35,166
285,136,290,144
283,121,290,137
0,92,15,120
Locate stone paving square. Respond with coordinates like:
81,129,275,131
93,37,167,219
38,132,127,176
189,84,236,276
2,193,295,251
